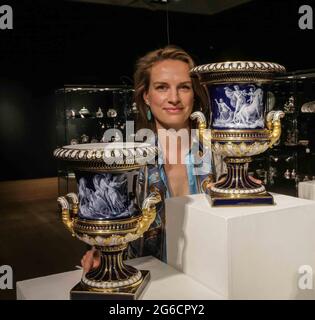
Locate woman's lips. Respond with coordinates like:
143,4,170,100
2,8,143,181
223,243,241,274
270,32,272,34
163,107,183,114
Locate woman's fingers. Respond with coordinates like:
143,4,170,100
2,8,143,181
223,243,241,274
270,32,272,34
205,182,214,189
249,175,262,184
205,175,262,190
92,249,101,269
206,176,226,189
217,176,226,184
82,250,94,273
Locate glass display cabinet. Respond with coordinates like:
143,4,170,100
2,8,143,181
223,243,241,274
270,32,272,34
250,69,315,196
55,85,136,195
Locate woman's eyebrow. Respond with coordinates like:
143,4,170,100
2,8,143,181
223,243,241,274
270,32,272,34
152,81,192,85
179,81,192,84
153,81,168,85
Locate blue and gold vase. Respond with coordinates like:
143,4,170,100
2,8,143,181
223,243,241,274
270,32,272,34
54,142,160,299
190,61,286,206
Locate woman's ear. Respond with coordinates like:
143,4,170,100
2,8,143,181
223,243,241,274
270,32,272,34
143,92,148,105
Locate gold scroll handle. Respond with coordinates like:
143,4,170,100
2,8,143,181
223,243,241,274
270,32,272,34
190,111,211,148
266,110,285,147
136,190,162,237
57,192,78,235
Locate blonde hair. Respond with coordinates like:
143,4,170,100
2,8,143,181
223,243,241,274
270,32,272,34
134,45,208,131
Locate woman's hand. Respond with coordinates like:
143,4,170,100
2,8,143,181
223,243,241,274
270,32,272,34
81,247,101,273
205,175,262,189
205,176,225,189
248,175,262,185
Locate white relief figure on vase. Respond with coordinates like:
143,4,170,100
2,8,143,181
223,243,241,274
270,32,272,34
215,98,233,122
231,85,247,122
212,84,265,129
247,86,255,104
77,172,136,220
236,88,264,127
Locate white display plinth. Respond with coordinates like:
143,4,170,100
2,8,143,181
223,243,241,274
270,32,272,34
298,181,315,200
16,256,224,300
166,193,315,299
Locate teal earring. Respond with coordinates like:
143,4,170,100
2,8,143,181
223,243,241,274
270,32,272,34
145,100,152,121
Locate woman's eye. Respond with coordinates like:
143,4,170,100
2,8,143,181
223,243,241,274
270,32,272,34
180,85,192,90
156,85,167,91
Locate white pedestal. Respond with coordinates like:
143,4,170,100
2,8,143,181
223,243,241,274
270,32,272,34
166,193,315,299
16,256,224,300
298,181,315,200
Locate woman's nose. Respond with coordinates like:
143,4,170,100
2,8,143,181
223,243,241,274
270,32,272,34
167,88,180,105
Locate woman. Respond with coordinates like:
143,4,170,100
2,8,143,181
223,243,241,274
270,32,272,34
126,45,216,262
81,45,256,270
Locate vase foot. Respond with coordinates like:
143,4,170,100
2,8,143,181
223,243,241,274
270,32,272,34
205,189,275,206
70,269,150,300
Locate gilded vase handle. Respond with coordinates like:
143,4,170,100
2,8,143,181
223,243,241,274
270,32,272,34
136,191,162,237
57,193,78,235
190,111,211,148
266,110,285,147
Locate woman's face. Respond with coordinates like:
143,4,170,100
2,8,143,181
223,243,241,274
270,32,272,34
143,59,194,130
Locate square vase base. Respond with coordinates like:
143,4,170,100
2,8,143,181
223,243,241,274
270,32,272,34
70,270,150,300
206,189,275,207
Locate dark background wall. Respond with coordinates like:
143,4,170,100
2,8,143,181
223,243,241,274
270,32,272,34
0,0,314,181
